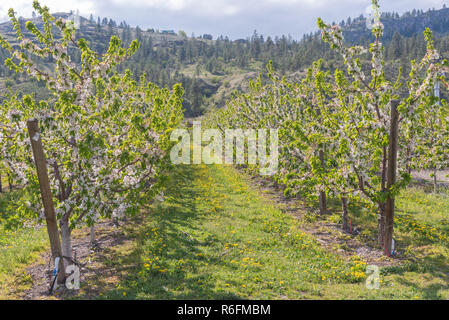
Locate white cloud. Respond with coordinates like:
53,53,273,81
110,0,187,10
0,0,447,38
0,0,95,21
105,0,241,16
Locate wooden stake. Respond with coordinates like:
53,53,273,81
27,119,64,282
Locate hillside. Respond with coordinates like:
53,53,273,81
2,6,449,115
342,6,449,44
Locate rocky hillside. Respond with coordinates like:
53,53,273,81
2,5,449,115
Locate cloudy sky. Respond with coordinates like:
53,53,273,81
0,0,447,39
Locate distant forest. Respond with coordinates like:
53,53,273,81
2,5,449,115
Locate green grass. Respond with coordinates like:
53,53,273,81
323,184,449,299
1,164,449,300
88,164,449,300
396,187,449,233
0,190,48,299
93,164,364,299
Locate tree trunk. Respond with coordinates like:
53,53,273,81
90,224,95,245
433,168,438,194
341,197,349,232
7,173,12,191
318,149,327,215
382,100,400,256
60,217,72,272
377,203,386,248
405,143,412,175
319,191,327,215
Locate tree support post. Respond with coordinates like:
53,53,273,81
27,119,65,282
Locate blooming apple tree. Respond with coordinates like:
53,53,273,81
0,1,184,266
317,0,447,252
207,0,448,255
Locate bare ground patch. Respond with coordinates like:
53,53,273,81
412,170,449,185
17,218,137,300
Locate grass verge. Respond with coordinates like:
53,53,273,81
86,164,447,299
0,191,48,299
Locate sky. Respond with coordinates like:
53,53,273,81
0,0,447,40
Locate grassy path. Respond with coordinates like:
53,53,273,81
94,163,418,300
2,163,448,299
